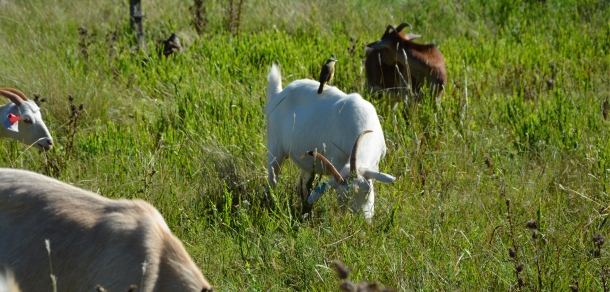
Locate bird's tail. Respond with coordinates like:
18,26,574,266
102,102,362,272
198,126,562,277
266,64,283,102
317,82,325,94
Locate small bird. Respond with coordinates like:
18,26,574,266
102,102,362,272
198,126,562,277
158,33,183,58
318,58,337,94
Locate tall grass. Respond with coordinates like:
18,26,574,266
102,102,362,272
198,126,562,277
1,0,609,290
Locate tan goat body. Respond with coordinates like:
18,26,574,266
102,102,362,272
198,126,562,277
0,168,212,292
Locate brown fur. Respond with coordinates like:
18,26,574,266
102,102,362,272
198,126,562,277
0,168,212,292
365,24,447,106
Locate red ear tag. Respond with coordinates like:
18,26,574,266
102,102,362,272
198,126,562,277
8,113,20,124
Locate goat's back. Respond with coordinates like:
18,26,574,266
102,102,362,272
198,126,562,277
365,34,447,100
265,79,386,174
0,168,211,292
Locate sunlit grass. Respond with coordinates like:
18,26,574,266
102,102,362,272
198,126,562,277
1,0,609,290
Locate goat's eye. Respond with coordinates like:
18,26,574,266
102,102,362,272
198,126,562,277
23,117,33,124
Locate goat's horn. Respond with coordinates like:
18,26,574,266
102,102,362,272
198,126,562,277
350,130,373,176
0,89,24,106
385,24,397,34
304,150,345,184
396,22,412,32
0,88,29,101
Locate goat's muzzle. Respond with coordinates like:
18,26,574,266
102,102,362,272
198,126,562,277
38,139,53,151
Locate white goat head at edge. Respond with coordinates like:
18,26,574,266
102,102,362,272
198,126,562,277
0,88,53,151
302,130,396,219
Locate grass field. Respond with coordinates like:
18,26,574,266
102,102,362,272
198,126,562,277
1,0,610,290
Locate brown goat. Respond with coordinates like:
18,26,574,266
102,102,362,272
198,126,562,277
365,23,447,107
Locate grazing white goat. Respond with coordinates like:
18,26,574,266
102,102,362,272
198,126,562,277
0,168,213,292
265,64,395,219
0,88,53,150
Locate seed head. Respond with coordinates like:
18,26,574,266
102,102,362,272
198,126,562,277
508,247,517,258
532,230,539,239
45,239,51,255
526,220,539,230
339,280,355,292
516,264,524,273
356,281,379,292
594,234,605,247
569,281,579,292
333,260,350,280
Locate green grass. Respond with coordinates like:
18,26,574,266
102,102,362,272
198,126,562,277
1,0,610,290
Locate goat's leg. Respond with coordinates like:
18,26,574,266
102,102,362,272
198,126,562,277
297,170,316,216
265,152,285,207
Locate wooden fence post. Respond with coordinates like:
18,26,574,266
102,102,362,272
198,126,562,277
129,0,145,49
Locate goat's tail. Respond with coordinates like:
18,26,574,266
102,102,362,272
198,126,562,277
266,64,282,102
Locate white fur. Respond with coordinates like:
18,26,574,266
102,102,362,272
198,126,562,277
0,269,21,292
0,168,213,292
0,100,53,150
265,64,395,220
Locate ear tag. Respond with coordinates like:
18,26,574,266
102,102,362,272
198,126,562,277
8,113,20,124
307,182,329,205
4,113,20,132
314,182,328,194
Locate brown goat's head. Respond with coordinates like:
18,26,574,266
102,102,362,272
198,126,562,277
368,23,422,64
365,23,447,104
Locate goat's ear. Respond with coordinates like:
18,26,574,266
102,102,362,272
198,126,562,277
398,33,421,42
366,39,391,50
3,105,20,132
3,113,20,132
405,33,421,40
307,180,333,204
363,170,396,183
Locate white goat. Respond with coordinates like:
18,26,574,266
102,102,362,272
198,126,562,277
265,64,395,220
0,88,53,150
0,168,213,292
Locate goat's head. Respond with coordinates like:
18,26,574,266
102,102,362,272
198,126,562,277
366,23,422,66
303,130,395,212
0,88,53,151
